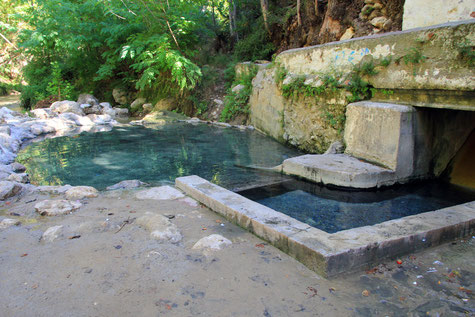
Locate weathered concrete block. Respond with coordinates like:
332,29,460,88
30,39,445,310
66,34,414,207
276,21,475,92
176,175,475,277
282,154,396,188
344,101,416,177
403,0,474,30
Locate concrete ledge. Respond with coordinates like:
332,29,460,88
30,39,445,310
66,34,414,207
282,154,397,188
176,175,475,277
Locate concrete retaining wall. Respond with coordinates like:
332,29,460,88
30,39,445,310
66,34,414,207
403,0,474,30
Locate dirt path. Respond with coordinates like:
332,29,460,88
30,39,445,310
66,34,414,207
0,94,22,112
0,187,473,316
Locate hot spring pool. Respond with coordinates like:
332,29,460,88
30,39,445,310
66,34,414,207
16,123,301,190
238,179,475,233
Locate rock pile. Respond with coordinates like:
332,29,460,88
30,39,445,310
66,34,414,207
359,0,392,33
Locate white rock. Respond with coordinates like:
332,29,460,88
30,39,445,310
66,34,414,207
0,218,20,229
10,162,25,173
0,181,22,200
112,88,128,105
340,27,355,41
192,234,232,250
213,99,224,106
231,84,245,94
35,185,73,194
87,114,114,125
136,212,182,243
324,141,344,154
113,108,129,117
371,16,389,29
130,98,146,110
136,186,185,200
41,225,63,242
50,100,84,116
7,173,29,183
142,103,153,113
77,93,99,106
106,180,146,190
31,108,56,119
65,186,98,200
35,200,82,216
0,145,16,164
30,123,56,135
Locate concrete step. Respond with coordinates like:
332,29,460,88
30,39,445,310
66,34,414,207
282,154,397,189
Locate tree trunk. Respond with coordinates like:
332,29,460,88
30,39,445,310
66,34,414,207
260,0,271,36
318,0,347,42
314,0,319,16
297,0,302,26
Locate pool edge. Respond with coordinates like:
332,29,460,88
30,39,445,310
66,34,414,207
176,175,475,277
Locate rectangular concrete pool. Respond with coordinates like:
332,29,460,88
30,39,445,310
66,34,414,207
176,175,475,277
237,179,475,233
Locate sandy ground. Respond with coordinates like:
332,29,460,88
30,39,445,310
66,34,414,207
0,187,474,317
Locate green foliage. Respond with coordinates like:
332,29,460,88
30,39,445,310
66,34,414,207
401,48,427,65
345,73,372,103
356,61,379,76
457,40,475,67
18,0,215,108
379,56,392,67
362,6,375,15
275,65,288,85
45,62,75,100
220,64,257,121
233,25,275,61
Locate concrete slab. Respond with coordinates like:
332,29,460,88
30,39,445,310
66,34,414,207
176,175,475,277
281,154,397,188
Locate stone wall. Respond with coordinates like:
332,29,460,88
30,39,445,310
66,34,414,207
402,0,474,30
249,67,349,153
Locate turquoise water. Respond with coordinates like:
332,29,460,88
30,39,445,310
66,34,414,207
16,123,301,190
239,179,475,233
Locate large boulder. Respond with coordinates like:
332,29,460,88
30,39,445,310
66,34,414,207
0,181,22,200
112,88,129,105
135,185,185,200
136,212,182,243
77,94,99,106
34,200,82,216
113,108,129,117
50,100,84,116
154,99,175,111
82,104,102,115
130,98,147,113
7,173,29,183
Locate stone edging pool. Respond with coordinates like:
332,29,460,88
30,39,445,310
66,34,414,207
176,175,475,277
